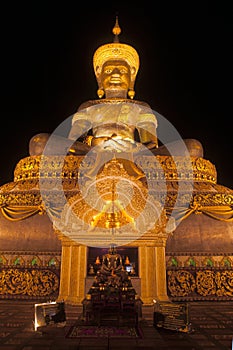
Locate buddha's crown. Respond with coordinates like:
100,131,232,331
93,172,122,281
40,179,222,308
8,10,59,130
93,17,139,81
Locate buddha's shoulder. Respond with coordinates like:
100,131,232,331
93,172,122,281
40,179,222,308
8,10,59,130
77,99,150,111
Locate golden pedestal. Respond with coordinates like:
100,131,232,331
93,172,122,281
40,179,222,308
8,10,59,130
54,157,174,316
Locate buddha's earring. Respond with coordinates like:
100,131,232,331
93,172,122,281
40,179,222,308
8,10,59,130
97,88,104,98
128,89,135,99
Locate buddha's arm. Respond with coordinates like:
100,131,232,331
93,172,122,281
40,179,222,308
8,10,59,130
68,140,91,154
136,110,158,147
68,112,92,141
137,123,158,148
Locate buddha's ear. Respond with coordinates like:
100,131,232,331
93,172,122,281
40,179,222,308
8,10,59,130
96,65,101,78
96,66,104,98
128,67,136,99
130,67,136,76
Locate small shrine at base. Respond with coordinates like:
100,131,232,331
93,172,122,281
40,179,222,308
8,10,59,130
53,157,174,312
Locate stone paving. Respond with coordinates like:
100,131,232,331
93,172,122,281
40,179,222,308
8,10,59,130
0,300,232,349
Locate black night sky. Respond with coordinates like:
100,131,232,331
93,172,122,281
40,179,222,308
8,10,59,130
1,3,232,189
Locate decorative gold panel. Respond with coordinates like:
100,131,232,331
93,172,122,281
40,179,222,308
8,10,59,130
0,154,232,223
167,269,233,299
167,270,196,296
12,155,218,183
0,268,59,297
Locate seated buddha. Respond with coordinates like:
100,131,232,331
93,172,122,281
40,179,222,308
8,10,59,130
99,246,123,277
67,18,158,153
29,18,158,158
93,246,133,291
29,18,203,159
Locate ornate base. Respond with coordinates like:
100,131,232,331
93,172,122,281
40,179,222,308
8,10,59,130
0,251,60,300
166,252,233,300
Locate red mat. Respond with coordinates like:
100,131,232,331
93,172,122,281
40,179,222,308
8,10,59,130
66,325,143,338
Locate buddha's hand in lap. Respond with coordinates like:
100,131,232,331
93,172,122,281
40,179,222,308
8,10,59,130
101,137,140,152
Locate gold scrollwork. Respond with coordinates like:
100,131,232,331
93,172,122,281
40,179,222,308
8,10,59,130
215,271,233,296
12,154,218,184
196,270,216,296
196,270,233,297
0,268,59,296
167,270,196,296
168,269,233,298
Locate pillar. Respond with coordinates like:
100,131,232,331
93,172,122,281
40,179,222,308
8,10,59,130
154,246,169,301
138,244,169,305
56,233,87,305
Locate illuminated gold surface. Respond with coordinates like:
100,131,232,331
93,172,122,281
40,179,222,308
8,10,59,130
166,252,233,299
1,154,232,224
93,43,139,88
0,268,59,296
167,269,233,298
64,158,148,230
0,18,232,306
52,156,171,305
0,251,61,299
11,155,217,184
92,18,139,100
55,227,170,305
112,16,121,37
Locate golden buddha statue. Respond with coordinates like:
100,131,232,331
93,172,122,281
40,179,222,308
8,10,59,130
67,17,158,153
100,246,123,276
29,17,203,159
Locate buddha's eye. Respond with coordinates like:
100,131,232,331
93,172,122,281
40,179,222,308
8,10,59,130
120,68,128,74
104,68,112,74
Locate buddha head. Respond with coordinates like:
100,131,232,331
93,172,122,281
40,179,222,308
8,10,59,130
93,17,139,99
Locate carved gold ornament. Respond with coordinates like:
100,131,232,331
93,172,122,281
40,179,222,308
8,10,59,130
0,153,232,222
93,43,139,80
0,268,59,297
93,17,139,95
167,269,233,298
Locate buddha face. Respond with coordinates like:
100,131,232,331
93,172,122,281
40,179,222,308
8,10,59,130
101,60,131,93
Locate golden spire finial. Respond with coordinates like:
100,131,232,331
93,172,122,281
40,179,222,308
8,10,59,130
112,16,121,42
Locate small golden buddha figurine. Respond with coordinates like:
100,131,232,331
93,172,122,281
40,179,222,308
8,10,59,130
124,256,130,265
95,256,101,265
88,264,95,275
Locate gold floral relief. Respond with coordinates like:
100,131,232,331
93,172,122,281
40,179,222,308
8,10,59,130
215,271,233,296
196,270,216,296
0,268,59,296
167,270,196,296
167,269,233,298
12,154,218,184
0,192,42,207
193,193,233,207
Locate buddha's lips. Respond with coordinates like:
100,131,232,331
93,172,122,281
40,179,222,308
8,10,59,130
110,78,122,83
